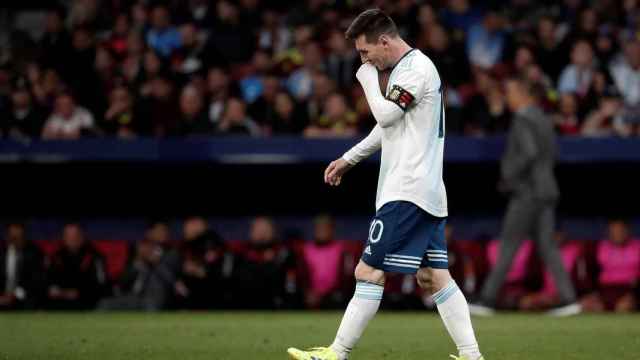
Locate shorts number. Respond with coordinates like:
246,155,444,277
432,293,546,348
369,220,384,244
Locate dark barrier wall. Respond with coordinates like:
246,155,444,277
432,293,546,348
0,137,639,217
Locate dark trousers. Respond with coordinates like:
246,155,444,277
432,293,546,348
481,196,576,305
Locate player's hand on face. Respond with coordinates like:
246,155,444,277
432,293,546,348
356,62,378,86
324,158,353,186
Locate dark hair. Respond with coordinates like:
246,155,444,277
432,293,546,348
507,76,543,100
345,9,398,43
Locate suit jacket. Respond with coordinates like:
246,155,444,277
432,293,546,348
0,242,45,308
501,105,560,201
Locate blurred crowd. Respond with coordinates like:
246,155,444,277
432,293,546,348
2,0,640,140
1,216,639,312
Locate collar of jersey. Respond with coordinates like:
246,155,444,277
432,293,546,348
389,48,416,72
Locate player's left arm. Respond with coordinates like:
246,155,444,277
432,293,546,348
356,62,425,128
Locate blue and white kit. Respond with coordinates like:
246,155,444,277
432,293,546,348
343,49,449,274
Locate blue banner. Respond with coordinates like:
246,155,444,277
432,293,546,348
0,136,638,163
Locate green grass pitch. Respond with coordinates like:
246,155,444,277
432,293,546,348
1,312,639,359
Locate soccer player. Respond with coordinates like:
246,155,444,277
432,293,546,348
287,9,484,360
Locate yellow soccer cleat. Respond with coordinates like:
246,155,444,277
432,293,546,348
449,355,485,360
287,346,339,360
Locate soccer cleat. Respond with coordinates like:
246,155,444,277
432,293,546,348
287,346,339,360
546,302,582,317
468,303,496,316
449,355,485,360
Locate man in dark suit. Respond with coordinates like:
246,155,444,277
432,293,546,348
0,222,45,310
470,77,580,316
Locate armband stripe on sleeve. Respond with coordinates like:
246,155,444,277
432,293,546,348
386,85,415,111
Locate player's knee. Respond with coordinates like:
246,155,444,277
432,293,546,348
416,269,434,291
417,268,451,294
354,261,385,285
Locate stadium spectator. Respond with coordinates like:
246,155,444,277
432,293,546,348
286,42,324,101
2,77,46,139
513,46,537,77
324,30,359,90
67,0,101,28
419,23,471,88
102,85,137,138
440,0,484,34
217,97,260,136
46,223,107,310
300,215,349,309
206,66,238,126
146,5,182,58
582,219,640,312
304,93,357,138
234,216,299,309
466,9,508,70
175,85,213,136
180,0,216,28
240,50,274,104
581,87,624,136
462,70,509,134
138,50,166,96
175,217,230,309
145,220,178,261
248,74,280,129
120,32,147,86
65,26,103,115
0,222,45,310
98,237,177,311
553,93,581,135
3,0,640,139
38,7,72,76
137,75,180,137
609,39,640,132
173,22,205,77
535,16,566,82
257,10,292,54
303,73,336,127
557,40,596,97
105,13,131,61
42,92,96,140
205,0,255,64
270,91,309,134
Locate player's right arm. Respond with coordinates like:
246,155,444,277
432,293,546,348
324,125,382,186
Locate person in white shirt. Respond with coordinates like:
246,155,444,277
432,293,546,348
288,9,483,360
42,93,95,140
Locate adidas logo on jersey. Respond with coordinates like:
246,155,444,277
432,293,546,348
364,245,372,255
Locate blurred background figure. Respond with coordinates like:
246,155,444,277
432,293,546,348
176,216,234,309
471,77,579,316
582,219,640,312
42,92,96,140
0,222,44,310
46,223,107,310
234,216,299,309
98,237,174,311
300,215,350,309
98,221,178,311
0,0,639,317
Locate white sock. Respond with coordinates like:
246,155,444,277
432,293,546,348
434,280,482,360
330,281,383,360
